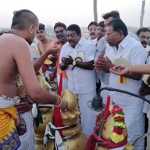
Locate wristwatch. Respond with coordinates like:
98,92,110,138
75,57,83,64
72,57,83,70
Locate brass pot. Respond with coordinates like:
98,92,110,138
44,90,87,150
35,107,53,150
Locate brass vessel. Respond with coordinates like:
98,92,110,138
45,90,87,150
35,73,55,150
35,106,54,150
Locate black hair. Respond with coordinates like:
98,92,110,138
136,27,150,36
54,22,66,31
67,24,81,36
88,21,97,29
11,9,38,30
102,10,120,20
97,21,104,28
108,19,128,36
39,23,45,31
0,30,11,36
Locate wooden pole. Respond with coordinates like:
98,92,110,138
93,0,98,22
140,0,145,27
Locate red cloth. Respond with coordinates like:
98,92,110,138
53,105,63,128
86,96,111,150
103,96,111,119
42,64,49,73
58,73,63,96
86,132,127,149
53,72,63,135
86,96,127,149
85,134,96,150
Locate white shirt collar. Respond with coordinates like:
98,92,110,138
66,38,84,49
75,38,84,48
119,34,130,49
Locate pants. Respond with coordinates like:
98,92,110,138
124,105,145,150
78,91,98,136
18,111,35,150
147,119,150,150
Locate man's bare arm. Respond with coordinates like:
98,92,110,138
124,72,142,80
128,64,150,74
110,65,142,80
33,50,50,73
12,39,58,104
75,60,94,70
34,48,58,73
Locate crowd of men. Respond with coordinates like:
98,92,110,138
0,9,150,150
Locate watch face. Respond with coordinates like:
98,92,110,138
71,51,85,61
75,57,83,62
111,66,125,73
143,75,150,86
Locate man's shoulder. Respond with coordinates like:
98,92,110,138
60,42,71,56
0,33,30,53
126,35,140,46
81,38,94,45
80,38,96,51
97,37,107,47
2,33,27,44
127,36,147,58
131,39,145,52
61,42,70,50
123,35,144,51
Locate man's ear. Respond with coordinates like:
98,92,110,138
28,24,34,34
119,30,124,37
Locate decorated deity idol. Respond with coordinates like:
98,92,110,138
43,90,86,150
86,96,128,150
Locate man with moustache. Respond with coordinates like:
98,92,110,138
60,24,97,136
88,21,98,44
95,19,147,150
137,27,150,51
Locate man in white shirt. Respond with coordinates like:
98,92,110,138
95,11,121,98
95,19,147,150
88,21,98,45
95,21,108,99
95,21,106,56
136,27,150,150
60,24,97,136
137,27,150,52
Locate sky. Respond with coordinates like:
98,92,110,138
0,0,150,28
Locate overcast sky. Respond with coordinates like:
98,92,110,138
0,0,150,28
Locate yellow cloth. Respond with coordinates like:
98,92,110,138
110,132,125,144
0,106,17,141
44,58,52,65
